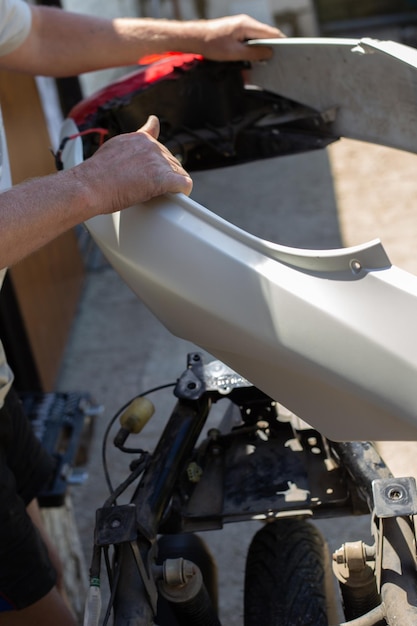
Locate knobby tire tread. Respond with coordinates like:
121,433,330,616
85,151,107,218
244,518,328,626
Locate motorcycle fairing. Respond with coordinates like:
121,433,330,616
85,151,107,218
248,37,417,154
61,38,417,441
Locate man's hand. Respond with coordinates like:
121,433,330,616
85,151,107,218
77,115,193,216
194,14,285,62
0,116,192,269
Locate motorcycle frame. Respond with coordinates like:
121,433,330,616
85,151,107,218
94,353,417,625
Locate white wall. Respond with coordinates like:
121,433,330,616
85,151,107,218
204,0,318,34
62,0,142,95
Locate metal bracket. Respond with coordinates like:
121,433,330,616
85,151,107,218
202,359,253,394
95,504,138,546
95,506,159,613
372,477,417,588
129,540,158,615
372,477,417,518
174,353,206,400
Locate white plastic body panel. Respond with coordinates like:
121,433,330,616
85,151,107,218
61,38,417,440
249,37,417,153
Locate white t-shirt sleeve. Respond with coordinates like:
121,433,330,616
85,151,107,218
0,0,31,57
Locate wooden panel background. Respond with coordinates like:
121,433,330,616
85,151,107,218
0,70,84,390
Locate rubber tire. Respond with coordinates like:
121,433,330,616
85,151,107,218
244,519,329,626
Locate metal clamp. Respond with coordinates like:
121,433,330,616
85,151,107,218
95,504,138,546
372,477,417,518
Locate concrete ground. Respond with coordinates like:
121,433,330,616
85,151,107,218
55,135,417,624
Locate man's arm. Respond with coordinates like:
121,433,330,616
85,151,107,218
0,5,283,269
0,116,192,269
0,5,283,76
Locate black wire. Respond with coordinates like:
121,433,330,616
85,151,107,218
102,550,122,626
103,455,150,508
103,546,112,590
101,382,176,497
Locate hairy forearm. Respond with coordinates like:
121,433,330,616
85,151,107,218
1,6,210,77
0,6,282,76
0,168,93,268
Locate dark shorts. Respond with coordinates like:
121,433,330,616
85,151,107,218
0,388,57,611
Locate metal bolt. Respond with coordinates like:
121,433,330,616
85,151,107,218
387,487,404,501
110,517,121,529
208,428,220,440
350,259,362,274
